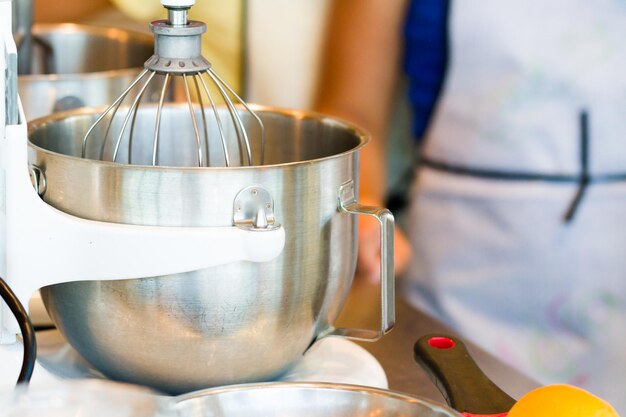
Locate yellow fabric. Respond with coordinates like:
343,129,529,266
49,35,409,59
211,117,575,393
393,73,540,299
110,0,243,94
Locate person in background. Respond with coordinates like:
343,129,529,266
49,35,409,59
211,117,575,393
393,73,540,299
316,0,626,412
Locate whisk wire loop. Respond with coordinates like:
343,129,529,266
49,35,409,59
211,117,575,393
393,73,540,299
152,73,172,166
208,68,265,165
206,70,251,166
183,74,203,167
113,71,156,163
82,68,150,159
192,75,211,165
198,73,231,167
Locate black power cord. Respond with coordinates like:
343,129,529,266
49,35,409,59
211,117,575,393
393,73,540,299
0,277,37,384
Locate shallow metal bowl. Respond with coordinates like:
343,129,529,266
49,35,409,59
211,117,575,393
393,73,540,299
175,382,462,417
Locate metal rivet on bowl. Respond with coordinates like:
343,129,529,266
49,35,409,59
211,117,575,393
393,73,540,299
251,189,258,196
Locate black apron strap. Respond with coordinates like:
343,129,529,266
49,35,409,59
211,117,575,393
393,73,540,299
563,110,590,222
419,110,626,224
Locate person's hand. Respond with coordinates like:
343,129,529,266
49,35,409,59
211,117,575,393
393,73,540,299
356,214,412,283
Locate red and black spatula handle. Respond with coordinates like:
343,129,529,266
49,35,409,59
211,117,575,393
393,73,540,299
414,334,516,417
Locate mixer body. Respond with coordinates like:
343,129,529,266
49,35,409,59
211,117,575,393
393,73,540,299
29,105,390,394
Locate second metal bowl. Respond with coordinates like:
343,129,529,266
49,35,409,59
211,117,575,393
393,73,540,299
18,23,154,120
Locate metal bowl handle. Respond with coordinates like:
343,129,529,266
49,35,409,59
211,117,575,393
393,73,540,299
323,180,395,342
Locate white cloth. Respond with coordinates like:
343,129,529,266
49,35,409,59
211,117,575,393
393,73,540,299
406,0,626,411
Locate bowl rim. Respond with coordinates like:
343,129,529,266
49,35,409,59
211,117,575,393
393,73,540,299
27,104,371,171
19,23,153,81
175,381,462,417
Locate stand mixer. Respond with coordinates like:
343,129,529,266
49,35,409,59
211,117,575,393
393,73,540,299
1,0,395,395
0,0,285,375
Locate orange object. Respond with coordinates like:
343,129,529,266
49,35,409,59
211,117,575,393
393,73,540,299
508,384,619,417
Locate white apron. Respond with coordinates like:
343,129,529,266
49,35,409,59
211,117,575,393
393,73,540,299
405,0,626,410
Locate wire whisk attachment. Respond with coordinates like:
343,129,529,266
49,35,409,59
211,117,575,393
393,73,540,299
81,0,264,168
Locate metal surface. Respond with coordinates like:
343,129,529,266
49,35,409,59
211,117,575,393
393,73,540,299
335,282,542,402
17,24,155,120
29,105,393,394
175,382,462,417
168,7,191,27
82,3,263,168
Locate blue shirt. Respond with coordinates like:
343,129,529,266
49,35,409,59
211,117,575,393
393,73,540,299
403,0,450,140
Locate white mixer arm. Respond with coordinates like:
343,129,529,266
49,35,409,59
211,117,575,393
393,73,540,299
161,0,195,7
0,0,18,344
0,118,286,340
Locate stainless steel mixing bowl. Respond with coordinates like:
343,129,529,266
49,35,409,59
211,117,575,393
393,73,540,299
175,382,461,417
28,105,393,394
18,24,154,120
